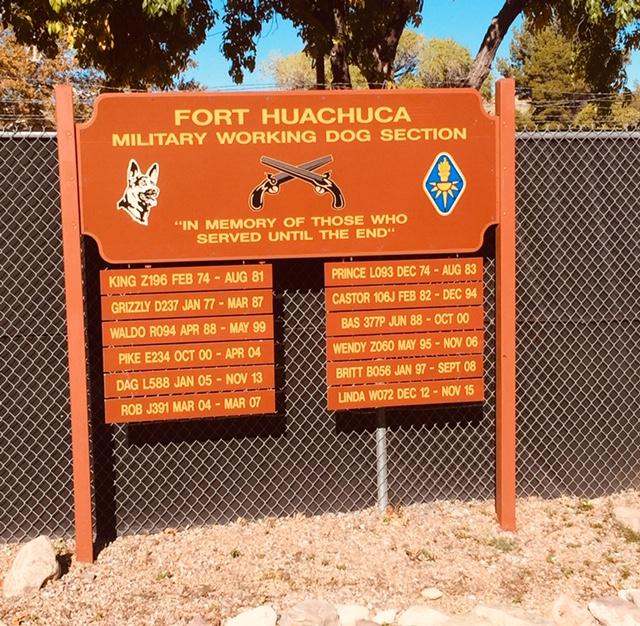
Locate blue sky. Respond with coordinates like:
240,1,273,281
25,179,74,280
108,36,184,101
184,0,640,89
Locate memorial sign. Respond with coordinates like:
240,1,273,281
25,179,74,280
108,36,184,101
55,80,516,561
76,90,498,263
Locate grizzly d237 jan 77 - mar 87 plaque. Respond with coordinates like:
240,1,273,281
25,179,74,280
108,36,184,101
55,82,516,560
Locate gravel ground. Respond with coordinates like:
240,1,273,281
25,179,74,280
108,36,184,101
2,491,640,626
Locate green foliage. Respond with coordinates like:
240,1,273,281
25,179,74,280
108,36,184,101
3,0,640,94
498,19,586,126
525,1,636,93
418,38,472,86
1,0,216,88
487,536,517,553
265,30,492,98
262,52,367,90
223,0,423,87
415,36,492,98
0,28,103,128
498,14,640,128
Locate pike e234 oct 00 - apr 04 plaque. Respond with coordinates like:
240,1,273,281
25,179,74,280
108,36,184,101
55,82,516,560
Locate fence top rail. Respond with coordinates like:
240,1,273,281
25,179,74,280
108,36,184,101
517,130,640,139
0,130,56,138
3,130,640,141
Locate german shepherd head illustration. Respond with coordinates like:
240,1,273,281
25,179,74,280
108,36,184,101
117,159,160,226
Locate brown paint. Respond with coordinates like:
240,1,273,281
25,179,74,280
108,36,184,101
100,264,272,294
105,389,276,423
77,90,497,263
101,289,273,320
325,257,483,286
327,378,483,410
327,355,482,385
325,282,482,312
102,314,273,346
104,364,275,398
55,85,94,562
326,306,484,336
496,79,517,530
326,330,484,361
103,339,275,371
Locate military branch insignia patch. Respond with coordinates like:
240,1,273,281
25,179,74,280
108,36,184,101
423,153,466,216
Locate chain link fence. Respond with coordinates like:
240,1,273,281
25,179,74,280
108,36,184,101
1,129,639,542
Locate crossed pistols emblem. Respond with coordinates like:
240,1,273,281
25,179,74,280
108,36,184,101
250,155,345,211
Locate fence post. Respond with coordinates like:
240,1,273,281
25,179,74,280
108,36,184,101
376,408,388,511
495,78,517,531
55,84,94,562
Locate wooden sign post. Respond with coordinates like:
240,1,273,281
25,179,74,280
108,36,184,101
55,80,516,561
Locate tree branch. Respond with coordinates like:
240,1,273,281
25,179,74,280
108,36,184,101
466,0,530,90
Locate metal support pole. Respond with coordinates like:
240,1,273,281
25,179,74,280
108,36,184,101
376,408,388,511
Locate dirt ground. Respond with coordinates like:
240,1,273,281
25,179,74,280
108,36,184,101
2,491,640,626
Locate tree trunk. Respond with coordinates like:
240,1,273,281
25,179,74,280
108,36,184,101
315,52,326,89
360,0,416,89
329,3,351,89
466,0,530,90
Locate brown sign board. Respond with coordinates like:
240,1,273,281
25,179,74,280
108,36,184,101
101,314,274,346
327,355,482,386
325,258,483,286
103,340,275,371
101,289,273,320
104,364,274,398
100,264,272,294
325,257,485,411
327,378,484,410
325,282,482,311
105,389,276,424
326,306,484,336
99,263,276,424
77,90,497,263
327,330,484,361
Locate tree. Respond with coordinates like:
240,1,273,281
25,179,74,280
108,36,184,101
497,19,587,126
418,38,472,87
0,0,216,88
261,29,422,90
498,17,633,127
4,0,640,95
263,31,492,98
222,0,423,89
467,0,640,90
0,28,102,128
261,52,367,90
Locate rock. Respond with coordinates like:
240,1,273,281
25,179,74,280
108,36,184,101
620,590,640,607
588,597,640,626
472,604,553,626
422,588,444,601
225,605,277,626
397,605,450,626
613,507,640,534
188,617,212,626
337,605,370,626
372,609,398,624
280,600,340,626
551,595,596,626
444,617,493,626
2,536,61,598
